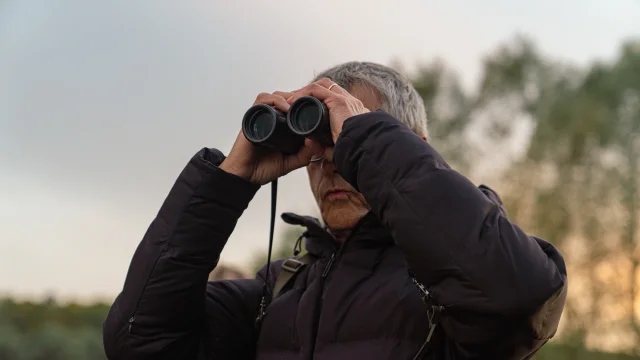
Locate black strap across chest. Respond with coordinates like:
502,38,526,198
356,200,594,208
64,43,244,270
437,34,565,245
272,253,314,299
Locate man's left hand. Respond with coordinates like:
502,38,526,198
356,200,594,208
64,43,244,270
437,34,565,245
287,78,370,143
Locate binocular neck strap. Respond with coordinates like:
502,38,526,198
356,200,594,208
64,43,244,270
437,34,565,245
256,179,278,329
265,179,277,293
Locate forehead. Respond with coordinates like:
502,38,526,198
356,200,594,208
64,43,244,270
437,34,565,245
347,83,382,111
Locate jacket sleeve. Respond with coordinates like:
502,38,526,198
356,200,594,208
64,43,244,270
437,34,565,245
333,111,568,357
103,147,263,360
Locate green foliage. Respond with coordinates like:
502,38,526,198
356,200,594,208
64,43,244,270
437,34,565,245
0,298,110,360
0,298,109,333
407,59,475,173
430,36,640,353
0,325,24,360
484,38,640,352
536,343,640,360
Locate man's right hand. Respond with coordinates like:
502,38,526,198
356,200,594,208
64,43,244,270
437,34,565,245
219,91,325,185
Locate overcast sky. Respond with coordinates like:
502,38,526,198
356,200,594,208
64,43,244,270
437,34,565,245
1,0,638,301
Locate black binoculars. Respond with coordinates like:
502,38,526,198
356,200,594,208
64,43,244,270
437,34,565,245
242,96,333,154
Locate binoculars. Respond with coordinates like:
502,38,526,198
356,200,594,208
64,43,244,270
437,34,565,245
242,96,333,154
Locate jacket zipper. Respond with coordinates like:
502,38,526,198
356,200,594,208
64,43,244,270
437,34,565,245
307,248,341,359
321,253,336,278
320,249,338,299
127,245,171,334
307,217,368,358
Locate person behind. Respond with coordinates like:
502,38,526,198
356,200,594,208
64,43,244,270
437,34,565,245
103,62,568,359
208,263,248,281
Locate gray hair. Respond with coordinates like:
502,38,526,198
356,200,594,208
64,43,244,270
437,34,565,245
312,61,428,138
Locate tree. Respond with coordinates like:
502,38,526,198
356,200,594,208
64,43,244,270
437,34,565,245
472,36,640,353
400,59,476,174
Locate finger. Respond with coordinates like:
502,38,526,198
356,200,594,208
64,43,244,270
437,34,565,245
272,91,294,99
314,78,350,96
284,138,325,170
284,86,305,99
286,79,349,103
287,83,341,104
253,92,290,112
313,77,335,89
296,138,324,164
305,138,325,159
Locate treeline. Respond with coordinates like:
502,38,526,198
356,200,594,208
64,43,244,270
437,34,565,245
0,298,109,360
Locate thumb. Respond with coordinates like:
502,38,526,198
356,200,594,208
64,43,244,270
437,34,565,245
284,138,324,170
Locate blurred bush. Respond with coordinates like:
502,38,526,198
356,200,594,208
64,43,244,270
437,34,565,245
0,298,109,360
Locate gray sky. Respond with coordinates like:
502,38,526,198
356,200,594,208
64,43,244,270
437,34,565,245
1,0,638,301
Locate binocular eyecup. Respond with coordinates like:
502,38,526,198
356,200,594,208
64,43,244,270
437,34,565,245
242,96,333,155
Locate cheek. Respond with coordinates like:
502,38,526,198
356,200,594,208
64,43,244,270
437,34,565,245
306,166,322,198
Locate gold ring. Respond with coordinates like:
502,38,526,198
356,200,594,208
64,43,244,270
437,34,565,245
328,83,337,91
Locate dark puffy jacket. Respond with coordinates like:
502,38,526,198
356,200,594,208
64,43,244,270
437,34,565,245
103,111,568,360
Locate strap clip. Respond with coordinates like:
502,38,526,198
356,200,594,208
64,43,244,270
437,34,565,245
281,258,305,273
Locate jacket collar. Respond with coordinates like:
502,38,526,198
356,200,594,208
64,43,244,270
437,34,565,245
281,211,394,258
280,185,502,259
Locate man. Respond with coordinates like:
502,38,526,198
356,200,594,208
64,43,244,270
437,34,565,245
103,62,567,359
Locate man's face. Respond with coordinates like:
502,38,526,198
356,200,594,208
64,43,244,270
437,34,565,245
306,84,380,232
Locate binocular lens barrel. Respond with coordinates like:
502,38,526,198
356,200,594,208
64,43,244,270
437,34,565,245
241,96,334,155
242,104,304,155
287,96,333,146
243,106,276,142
